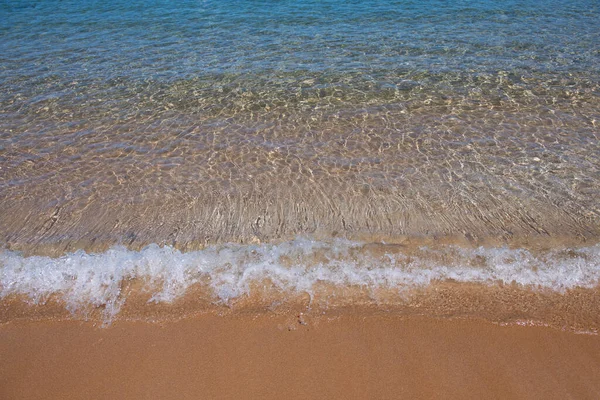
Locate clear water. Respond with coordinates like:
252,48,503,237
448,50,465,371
2,0,599,249
1,0,600,322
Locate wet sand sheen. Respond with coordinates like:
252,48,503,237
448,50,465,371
1,314,600,400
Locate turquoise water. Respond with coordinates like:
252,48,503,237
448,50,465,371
2,0,599,114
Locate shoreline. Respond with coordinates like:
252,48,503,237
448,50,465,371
2,313,600,399
3,282,600,334
3,237,600,332
3,231,599,259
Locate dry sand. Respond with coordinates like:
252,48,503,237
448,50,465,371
1,313,600,400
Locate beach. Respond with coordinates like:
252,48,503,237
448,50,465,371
2,313,600,400
1,0,600,397
2,260,600,399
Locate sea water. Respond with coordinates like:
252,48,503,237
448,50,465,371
1,0,599,323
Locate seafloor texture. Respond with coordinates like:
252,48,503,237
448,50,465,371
1,0,599,253
1,0,600,329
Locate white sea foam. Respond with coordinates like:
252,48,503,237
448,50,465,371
1,238,600,320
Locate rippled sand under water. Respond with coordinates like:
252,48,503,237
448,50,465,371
2,97,600,255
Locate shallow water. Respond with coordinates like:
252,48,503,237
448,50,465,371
2,0,600,250
1,0,600,326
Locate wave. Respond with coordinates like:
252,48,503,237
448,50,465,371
2,238,599,321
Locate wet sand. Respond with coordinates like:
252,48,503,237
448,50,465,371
1,313,600,400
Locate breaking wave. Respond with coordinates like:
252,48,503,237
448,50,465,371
2,238,600,320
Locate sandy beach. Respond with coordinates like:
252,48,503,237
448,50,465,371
1,313,600,400
2,1,600,399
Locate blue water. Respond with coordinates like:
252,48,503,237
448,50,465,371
2,0,599,102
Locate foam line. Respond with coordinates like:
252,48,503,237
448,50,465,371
2,238,600,320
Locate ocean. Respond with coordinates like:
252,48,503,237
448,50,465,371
1,0,599,329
